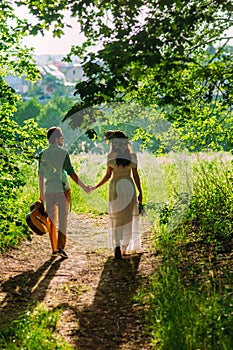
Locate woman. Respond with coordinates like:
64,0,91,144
92,130,142,259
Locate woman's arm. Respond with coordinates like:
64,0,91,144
132,167,142,203
94,166,113,189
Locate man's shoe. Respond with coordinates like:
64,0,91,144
51,250,59,257
58,248,68,258
115,246,122,259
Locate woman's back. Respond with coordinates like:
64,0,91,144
107,152,137,178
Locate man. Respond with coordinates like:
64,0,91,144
39,126,89,258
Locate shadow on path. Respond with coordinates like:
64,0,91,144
58,254,149,350
0,257,62,327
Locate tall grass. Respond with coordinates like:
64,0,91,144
141,255,233,349
136,152,233,349
70,151,193,219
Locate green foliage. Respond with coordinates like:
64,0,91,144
0,119,46,251
63,102,187,154
13,98,42,126
184,155,233,251
135,153,233,349
0,0,40,80
12,95,78,129
131,50,233,151
14,1,233,152
36,95,76,128
0,81,46,249
0,304,73,349
0,0,49,246
19,1,232,110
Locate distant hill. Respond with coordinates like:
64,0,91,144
34,55,66,65
34,55,81,66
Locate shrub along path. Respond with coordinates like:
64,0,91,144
0,212,158,349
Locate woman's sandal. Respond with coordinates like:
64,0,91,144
114,246,122,259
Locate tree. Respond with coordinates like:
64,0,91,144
36,95,75,128
16,0,233,150
126,46,233,151
0,1,46,246
13,98,42,125
1,2,39,80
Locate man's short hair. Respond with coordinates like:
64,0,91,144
47,127,62,144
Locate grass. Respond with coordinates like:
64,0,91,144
70,151,194,220
141,264,233,349
1,151,233,349
0,304,73,350
135,152,233,349
70,154,108,214
137,239,233,349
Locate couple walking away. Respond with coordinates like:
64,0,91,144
38,127,143,260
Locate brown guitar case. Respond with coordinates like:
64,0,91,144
26,201,50,235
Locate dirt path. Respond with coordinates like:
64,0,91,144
0,212,158,349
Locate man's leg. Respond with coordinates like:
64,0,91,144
45,193,58,253
57,190,71,250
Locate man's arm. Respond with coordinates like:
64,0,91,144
39,174,45,202
69,172,89,192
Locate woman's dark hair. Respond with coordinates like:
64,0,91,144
105,130,131,166
116,157,131,166
104,130,128,141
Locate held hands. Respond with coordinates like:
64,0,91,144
84,185,96,194
88,186,96,193
84,185,91,194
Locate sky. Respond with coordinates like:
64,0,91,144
23,27,85,56
15,5,233,56
15,6,85,56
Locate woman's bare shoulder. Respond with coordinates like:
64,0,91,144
107,152,117,159
130,152,138,166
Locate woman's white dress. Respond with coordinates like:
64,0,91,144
107,152,141,252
